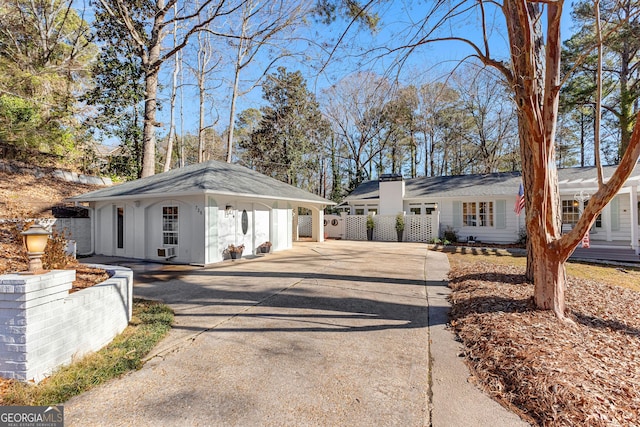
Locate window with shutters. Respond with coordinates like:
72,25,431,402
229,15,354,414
461,201,494,227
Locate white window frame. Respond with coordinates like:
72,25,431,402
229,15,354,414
162,206,179,245
462,201,494,227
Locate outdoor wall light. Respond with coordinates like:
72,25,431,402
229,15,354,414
225,205,234,217
21,223,51,274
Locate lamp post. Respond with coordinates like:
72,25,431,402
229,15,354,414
21,223,51,274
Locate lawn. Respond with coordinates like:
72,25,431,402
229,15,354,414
446,250,640,426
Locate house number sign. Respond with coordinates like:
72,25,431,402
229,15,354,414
242,210,249,235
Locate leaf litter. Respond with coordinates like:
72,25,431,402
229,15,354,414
449,260,640,426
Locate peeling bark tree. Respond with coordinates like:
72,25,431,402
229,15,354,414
392,0,640,320
500,0,640,320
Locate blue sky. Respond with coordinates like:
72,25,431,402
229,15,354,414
115,1,581,147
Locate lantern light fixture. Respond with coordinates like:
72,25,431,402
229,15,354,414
21,223,51,274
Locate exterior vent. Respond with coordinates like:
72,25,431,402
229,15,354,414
157,247,176,258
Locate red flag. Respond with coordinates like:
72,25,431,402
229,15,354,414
514,183,525,215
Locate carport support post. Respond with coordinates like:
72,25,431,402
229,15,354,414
312,209,324,242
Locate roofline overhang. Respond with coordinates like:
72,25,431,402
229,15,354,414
69,189,335,206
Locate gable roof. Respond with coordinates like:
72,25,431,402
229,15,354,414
345,164,640,201
70,160,334,205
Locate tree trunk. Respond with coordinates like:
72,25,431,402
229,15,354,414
141,68,159,177
163,52,179,172
198,72,206,163
531,243,568,318
163,9,179,173
226,63,241,163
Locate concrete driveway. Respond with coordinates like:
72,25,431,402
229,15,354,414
64,241,431,426
65,240,527,426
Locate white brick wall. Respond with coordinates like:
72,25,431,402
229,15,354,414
0,265,133,382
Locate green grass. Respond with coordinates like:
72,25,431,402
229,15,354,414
3,299,173,405
446,251,640,292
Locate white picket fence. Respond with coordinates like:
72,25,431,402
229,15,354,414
299,213,439,242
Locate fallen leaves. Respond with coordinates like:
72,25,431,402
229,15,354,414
449,260,640,426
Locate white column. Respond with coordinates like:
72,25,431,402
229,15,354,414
603,203,612,242
292,209,299,242
311,208,324,242
631,186,638,253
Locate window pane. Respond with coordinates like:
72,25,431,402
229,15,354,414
463,202,476,226
478,202,494,227
562,200,579,225
162,206,179,245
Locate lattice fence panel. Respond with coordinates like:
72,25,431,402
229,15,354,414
345,215,367,240
406,215,435,242
298,215,312,237
341,214,438,242
375,215,397,241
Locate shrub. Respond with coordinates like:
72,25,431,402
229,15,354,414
366,214,375,230
42,228,74,270
517,226,528,246
443,226,458,243
395,213,405,232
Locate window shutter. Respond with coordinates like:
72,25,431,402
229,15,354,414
452,201,462,228
496,200,507,229
610,196,620,231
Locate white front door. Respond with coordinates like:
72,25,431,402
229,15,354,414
237,204,254,254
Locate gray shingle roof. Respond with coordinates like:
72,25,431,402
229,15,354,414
70,160,334,205
345,164,640,201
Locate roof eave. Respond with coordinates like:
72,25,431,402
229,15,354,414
69,189,334,206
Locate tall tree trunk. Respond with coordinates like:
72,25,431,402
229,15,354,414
163,51,179,172
163,8,179,173
226,63,241,163
141,67,159,177
198,72,206,163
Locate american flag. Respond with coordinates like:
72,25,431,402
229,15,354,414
514,183,525,215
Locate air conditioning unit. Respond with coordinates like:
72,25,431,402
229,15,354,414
157,247,176,258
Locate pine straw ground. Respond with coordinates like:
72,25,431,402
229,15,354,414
448,258,640,426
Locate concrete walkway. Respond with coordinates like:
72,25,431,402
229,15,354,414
65,240,527,426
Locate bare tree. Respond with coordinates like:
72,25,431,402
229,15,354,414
453,66,518,174
95,0,244,177
389,0,640,320
187,27,222,163
223,0,311,163
163,4,180,172
322,72,394,185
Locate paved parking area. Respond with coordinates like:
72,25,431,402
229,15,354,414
65,241,433,426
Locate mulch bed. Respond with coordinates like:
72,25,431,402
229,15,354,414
449,261,640,426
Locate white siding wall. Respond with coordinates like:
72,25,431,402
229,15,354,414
253,206,271,252
91,196,296,264
94,197,200,264
437,197,523,243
